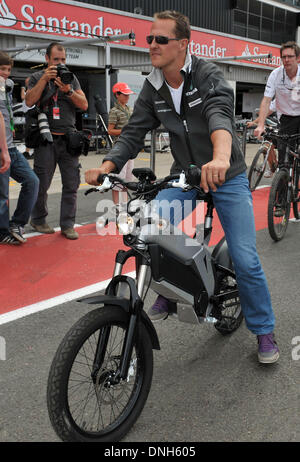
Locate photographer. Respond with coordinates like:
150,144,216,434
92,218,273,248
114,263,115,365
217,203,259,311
26,43,88,240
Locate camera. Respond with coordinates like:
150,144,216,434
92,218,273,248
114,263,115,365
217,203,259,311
38,112,53,143
56,63,74,85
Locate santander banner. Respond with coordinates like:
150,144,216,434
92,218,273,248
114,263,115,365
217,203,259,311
0,0,281,68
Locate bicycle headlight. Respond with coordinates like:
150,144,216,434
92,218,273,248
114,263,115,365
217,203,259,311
117,212,135,235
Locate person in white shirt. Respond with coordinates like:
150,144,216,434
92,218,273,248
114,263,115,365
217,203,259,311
254,41,300,165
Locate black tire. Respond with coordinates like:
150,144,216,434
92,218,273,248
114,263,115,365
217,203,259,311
47,306,153,442
292,165,300,220
268,169,290,242
214,272,243,335
248,147,267,191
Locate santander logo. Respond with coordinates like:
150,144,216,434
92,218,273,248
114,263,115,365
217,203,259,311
0,0,17,26
0,0,125,39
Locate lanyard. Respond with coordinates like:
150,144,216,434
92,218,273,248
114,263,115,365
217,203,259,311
53,89,59,107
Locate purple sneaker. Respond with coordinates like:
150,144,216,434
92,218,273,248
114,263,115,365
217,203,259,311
257,333,279,364
148,295,170,321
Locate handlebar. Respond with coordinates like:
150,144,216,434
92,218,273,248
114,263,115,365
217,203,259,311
263,128,300,143
85,167,207,199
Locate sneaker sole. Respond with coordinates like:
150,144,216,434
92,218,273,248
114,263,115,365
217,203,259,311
61,232,79,240
10,230,27,243
258,351,280,364
148,312,169,322
0,239,21,245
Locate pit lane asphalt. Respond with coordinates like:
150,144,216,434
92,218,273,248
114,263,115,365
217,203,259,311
1,146,299,442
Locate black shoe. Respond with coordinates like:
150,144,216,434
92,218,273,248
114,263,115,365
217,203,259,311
0,232,22,245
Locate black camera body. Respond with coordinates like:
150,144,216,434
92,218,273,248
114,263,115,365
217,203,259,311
56,63,74,85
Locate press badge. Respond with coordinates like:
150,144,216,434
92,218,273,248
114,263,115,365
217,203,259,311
53,107,60,119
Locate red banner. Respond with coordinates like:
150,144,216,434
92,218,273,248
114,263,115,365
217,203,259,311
0,0,281,67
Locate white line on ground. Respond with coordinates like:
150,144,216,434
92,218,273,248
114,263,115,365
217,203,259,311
0,271,135,326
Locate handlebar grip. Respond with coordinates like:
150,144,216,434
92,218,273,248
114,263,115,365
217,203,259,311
84,187,98,196
125,182,139,191
186,165,201,186
97,173,107,184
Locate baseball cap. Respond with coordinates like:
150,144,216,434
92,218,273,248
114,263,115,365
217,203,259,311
112,82,135,95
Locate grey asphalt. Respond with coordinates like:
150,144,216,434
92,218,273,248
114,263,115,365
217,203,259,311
1,144,299,443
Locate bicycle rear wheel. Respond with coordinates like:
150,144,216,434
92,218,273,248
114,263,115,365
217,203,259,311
214,272,243,335
248,147,268,191
268,169,291,241
292,163,300,220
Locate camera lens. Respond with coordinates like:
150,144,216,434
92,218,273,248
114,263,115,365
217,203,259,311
38,113,53,143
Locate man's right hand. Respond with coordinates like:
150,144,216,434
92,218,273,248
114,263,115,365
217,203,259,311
85,161,116,186
85,168,105,186
42,65,58,83
254,124,265,139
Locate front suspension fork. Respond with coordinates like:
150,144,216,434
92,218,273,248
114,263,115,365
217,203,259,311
92,249,149,383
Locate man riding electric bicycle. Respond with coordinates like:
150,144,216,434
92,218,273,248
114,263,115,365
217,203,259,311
85,10,279,364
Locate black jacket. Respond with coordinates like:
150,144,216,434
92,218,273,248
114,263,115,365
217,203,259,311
104,53,246,181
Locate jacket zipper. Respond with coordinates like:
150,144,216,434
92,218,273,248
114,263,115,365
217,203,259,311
182,117,194,165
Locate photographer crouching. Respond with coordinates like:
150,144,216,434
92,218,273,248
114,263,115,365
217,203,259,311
26,43,88,240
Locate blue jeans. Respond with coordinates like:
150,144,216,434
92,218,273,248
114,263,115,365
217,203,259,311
0,147,39,232
154,172,275,335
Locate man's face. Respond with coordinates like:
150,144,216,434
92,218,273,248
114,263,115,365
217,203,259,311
0,64,12,81
281,47,298,73
46,46,67,67
148,19,188,70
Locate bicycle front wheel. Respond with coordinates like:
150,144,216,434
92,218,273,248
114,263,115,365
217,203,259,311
292,163,300,220
268,169,291,241
47,306,153,442
248,147,267,191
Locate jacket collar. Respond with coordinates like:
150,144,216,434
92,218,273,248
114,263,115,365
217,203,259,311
147,51,192,91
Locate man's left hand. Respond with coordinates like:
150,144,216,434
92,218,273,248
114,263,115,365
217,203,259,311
54,77,71,94
200,158,230,193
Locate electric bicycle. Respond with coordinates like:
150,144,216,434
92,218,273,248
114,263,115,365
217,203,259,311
47,166,243,442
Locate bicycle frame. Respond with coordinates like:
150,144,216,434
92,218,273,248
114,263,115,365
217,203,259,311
284,148,300,205
261,139,275,170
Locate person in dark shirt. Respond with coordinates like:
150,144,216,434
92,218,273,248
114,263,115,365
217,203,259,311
26,43,88,240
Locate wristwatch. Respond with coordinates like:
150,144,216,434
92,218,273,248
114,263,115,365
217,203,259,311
66,86,74,97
